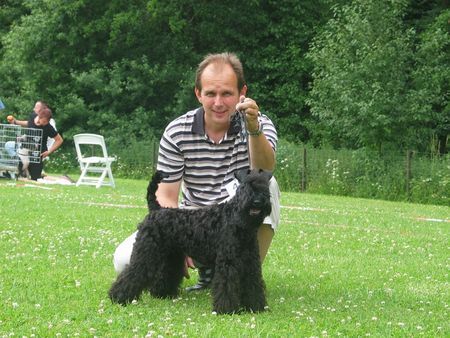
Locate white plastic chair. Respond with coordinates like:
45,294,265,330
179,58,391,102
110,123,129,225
74,133,116,188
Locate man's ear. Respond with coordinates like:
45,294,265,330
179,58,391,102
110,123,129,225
194,87,202,103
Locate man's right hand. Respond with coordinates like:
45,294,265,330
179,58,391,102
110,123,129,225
183,256,196,278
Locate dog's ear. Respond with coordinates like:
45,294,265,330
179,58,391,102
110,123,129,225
234,169,251,182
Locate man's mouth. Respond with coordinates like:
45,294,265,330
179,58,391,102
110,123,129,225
214,111,226,117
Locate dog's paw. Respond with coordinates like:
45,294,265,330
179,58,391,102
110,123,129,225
243,304,267,313
212,303,241,315
108,286,136,306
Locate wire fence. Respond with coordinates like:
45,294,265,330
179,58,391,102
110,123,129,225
276,144,449,205
42,138,449,206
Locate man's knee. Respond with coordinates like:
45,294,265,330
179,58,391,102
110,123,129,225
265,177,281,230
112,231,137,274
258,224,274,263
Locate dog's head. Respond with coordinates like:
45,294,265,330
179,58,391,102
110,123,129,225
234,169,272,223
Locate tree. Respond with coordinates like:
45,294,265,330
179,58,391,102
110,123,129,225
0,0,338,145
0,0,197,140
410,9,449,154
307,0,416,151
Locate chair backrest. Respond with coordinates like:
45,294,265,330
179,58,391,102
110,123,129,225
74,133,109,160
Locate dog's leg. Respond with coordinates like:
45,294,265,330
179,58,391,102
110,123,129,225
109,231,161,305
148,250,184,298
211,246,242,314
108,259,151,305
239,244,267,312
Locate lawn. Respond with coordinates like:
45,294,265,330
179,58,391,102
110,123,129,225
0,178,448,337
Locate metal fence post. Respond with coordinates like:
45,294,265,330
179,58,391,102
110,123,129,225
301,147,307,192
405,150,412,200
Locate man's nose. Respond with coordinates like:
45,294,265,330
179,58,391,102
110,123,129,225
213,95,223,106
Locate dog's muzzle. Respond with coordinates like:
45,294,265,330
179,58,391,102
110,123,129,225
249,208,262,216
249,198,268,216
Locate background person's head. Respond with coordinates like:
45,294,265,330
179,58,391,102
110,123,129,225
33,100,49,114
35,107,52,126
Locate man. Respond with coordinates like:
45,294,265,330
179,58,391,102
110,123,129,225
114,52,280,291
5,100,57,158
8,106,63,180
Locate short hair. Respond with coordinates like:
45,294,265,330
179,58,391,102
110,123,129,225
39,107,53,121
195,52,245,91
37,100,49,108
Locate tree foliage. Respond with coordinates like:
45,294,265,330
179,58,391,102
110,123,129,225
307,0,412,150
0,0,447,153
410,9,450,154
307,0,449,153
1,0,332,144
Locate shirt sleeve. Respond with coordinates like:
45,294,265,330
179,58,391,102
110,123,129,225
156,129,185,183
260,114,278,151
47,125,58,139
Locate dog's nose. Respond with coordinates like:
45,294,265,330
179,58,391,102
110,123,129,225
252,198,263,207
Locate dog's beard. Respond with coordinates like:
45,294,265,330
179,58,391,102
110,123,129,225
249,208,262,216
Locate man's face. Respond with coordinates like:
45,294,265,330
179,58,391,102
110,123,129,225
195,63,246,130
33,102,42,113
35,116,49,126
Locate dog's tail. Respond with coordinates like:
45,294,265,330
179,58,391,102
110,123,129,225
146,171,169,211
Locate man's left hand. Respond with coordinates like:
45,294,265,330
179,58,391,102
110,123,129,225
236,96,259,133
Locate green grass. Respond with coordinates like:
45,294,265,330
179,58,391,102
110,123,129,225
0,177,448,337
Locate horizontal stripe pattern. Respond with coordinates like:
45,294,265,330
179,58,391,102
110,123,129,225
157,108,277,207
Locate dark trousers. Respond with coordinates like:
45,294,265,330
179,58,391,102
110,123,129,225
28,161,44,180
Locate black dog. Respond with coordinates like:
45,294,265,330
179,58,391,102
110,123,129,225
109,169,272,314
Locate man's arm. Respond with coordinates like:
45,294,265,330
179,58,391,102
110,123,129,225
236,96,276,171
155,180,182,208
154,179,195,276
248,132,275,171
8,117,28,127
41,134,63,159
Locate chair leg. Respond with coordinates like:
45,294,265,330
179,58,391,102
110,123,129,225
107,165,115,188
76,161,115,188
76,164,89,187
96,168,108,188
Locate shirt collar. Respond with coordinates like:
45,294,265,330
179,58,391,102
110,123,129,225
192,107,240,136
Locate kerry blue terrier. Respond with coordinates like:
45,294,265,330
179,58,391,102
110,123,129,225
108,169,272,314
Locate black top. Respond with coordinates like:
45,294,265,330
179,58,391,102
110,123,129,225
27,113,58,152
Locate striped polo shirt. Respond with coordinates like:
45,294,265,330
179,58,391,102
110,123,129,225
157,107,278,207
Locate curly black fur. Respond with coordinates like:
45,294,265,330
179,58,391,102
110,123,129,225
109,169,272,314
146,171,169,211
